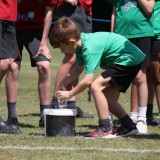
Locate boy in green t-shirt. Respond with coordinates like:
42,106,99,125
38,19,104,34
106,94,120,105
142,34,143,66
49,17,146,138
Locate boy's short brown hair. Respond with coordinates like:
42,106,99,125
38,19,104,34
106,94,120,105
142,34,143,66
49,16,81,48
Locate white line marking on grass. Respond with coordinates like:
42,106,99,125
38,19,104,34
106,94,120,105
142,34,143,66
0,146,160,153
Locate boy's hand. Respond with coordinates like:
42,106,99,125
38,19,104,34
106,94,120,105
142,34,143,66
57,90,72,100
9,58,15,64
35,44,52,61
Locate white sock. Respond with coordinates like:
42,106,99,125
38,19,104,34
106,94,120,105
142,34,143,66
130,112,138,123
138,107,147,122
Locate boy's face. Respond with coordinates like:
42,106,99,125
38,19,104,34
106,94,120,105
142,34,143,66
59,40,76,55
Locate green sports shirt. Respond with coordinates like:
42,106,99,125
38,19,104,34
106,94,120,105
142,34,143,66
76,32,146,74
113,0,154,38
154,1,160,40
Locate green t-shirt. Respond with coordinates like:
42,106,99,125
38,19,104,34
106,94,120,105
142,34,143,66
113,0,154,38
76,32,146,74
154,1,160,40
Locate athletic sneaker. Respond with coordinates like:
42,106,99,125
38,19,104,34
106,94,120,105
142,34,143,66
136,120,147,134
84,127,117,139
147,117,159,126
112,125,138,137
150,116,160,127
0,118,21,134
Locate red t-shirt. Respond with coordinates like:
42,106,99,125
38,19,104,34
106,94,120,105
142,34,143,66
0,0,17,21
57,0,92,16
16,0,56,30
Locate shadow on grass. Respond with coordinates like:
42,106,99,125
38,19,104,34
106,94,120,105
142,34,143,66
75,133,160,139
76,124,97,136
132,134,160,140
77,124,97,129
18,113,39,117
29,133,45,136
75,132,89,136
19,122,36,128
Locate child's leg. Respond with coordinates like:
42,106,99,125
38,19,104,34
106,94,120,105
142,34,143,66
131,69,148,117
84,75,115,138
147,67,155,124
5,61,20,126
130,83,138,123
134,68,148,133
149,60,160,126
88,76,137,137
103,86,126,119
104,87,137,128
129,37,151,132
90,75,111,120
0,59,10,83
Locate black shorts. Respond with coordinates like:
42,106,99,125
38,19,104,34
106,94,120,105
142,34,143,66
101,63,142,93
129,37,152,68
57,3,92,33
0,20,17,59
16,29,49,67
150,39,160,61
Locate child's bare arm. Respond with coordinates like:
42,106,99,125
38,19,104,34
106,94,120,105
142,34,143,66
58,66,84,91
57,73,94,99
137,0,155,15
111,6,116,32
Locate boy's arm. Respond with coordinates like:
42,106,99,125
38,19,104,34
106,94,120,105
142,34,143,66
36,6,54,60
57,73,94,99
58,65,84,91
111,6,116,32
137,0,155,15
54,54,77,95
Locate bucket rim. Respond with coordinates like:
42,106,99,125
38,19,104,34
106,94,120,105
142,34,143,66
43,109,77,116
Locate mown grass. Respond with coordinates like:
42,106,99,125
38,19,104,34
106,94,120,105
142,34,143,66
0,45,160,160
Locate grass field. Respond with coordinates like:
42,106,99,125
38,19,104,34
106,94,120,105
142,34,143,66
0,45,160,160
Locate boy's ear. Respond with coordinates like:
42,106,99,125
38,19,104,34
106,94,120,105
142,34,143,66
69,38,76,44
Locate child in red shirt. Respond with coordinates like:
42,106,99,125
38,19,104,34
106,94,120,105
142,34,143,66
0,0,21,134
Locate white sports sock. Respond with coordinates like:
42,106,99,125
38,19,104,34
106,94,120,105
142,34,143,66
130,112,138,123
138,107,147,122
